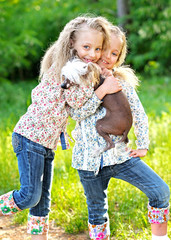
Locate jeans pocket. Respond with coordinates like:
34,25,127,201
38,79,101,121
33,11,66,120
12,132,22,153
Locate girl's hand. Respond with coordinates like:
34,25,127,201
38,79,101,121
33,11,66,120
95,75,122,100
101,68,113,77
129,149,148,158
102,75,122,95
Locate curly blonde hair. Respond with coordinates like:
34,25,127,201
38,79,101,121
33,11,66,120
40,15,111,82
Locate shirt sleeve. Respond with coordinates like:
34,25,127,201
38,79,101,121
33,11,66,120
67,93,102,122
124,84,150,149
64,84,94,109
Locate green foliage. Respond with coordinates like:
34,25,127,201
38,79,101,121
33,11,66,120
127,0,171,75
1,0,171,79
0,77,170,239
0,1,43,78
0,0,117,80
137,76,171,116
0,79,37,126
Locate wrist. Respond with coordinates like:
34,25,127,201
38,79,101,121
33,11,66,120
95,85,106,100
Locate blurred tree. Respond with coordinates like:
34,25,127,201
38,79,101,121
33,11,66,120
126,0,171,76
117,0,130,28
0,0,117,80
0,0,117,79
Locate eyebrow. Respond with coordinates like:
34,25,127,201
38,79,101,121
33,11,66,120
83,42,102,46
112,49,120,53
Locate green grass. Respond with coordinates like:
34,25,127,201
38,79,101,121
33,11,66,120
0,76,170,239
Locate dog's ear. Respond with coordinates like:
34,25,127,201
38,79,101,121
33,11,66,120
62,75,66,81
81,72,89,82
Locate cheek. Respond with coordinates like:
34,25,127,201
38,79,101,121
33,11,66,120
97,61,105,69
76,48,84,57
111,57,118,65
96,52,102,60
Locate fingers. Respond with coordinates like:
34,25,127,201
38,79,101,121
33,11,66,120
113,79,122,91
101,68,112,77
129,149,147,158
129,150,139,157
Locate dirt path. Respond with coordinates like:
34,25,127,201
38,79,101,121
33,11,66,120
0,216,89,240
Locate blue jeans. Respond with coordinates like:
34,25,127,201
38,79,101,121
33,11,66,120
78,157,170,225
12,132,54,217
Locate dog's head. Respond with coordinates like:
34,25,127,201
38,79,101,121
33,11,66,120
60,76,75,89
61,58,101,89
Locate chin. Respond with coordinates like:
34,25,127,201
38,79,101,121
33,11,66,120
97,62,105,68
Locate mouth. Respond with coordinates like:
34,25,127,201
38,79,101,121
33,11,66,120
83,58,94,63
101,59,109,64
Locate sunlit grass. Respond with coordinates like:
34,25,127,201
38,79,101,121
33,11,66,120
0,76,170,239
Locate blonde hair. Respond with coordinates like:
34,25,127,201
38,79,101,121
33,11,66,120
114,66,139,89
109,26,139,88
40,15,111,82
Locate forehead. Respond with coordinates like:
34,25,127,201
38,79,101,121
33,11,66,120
75,26,103,43
108,33,123,52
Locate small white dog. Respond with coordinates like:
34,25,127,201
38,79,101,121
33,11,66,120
61,58,100,89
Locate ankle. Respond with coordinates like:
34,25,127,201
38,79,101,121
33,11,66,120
31,234,48,240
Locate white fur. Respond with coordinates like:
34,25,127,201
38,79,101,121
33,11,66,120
61,59,90,84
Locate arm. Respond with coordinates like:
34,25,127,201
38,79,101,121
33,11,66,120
67,92,102,121
124,84,149,157
64,84,94,109
67,75,122,121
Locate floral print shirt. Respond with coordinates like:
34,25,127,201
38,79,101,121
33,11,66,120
14,63,94,150
68,80,149,174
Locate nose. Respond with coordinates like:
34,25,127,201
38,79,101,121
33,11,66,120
89,49,96,58
103,49,110,59
61,82,67,89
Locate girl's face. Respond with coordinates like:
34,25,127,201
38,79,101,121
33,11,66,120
97,33,122,70
72,26,103,63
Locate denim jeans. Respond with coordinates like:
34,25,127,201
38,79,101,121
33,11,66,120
12,132,54,217
78,157,170,225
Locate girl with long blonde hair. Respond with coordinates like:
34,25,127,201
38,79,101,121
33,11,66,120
0,15,121,240
69,25,170,240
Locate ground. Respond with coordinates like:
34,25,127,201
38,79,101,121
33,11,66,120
0,216,89,240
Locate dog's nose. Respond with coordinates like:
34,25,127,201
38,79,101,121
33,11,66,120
61,83,67,89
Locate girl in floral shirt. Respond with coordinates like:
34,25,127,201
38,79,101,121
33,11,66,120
69,26,170,240
0,16,120,240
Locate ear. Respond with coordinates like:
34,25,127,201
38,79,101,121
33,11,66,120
69,39,74,48
87,63,92,72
